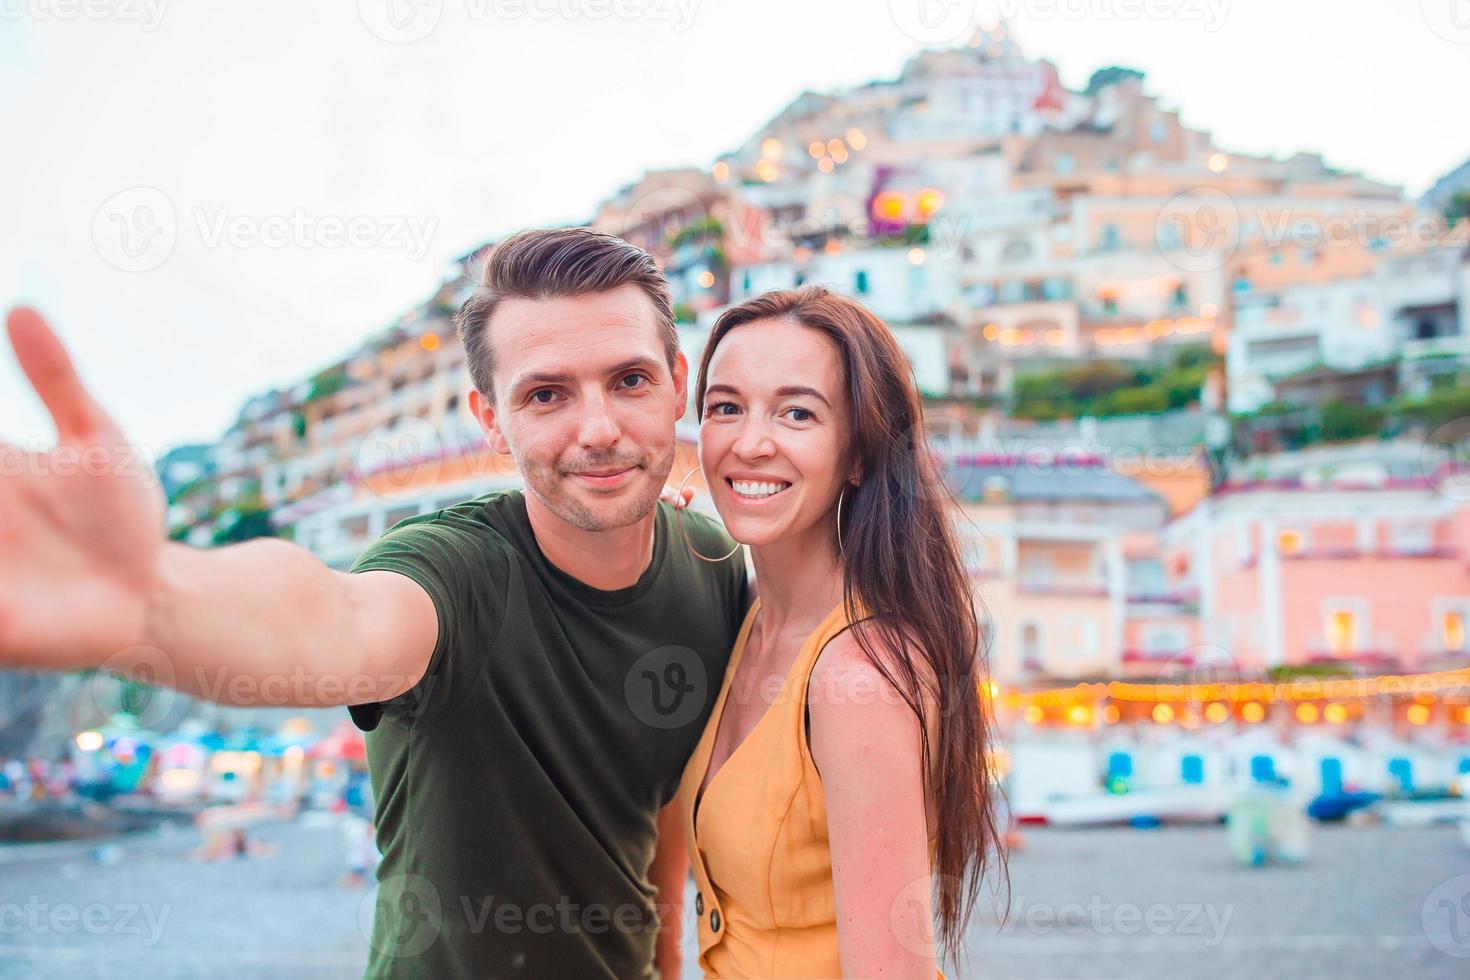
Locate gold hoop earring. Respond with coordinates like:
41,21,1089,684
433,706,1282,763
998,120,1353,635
836,485,847,558
673,466,743,563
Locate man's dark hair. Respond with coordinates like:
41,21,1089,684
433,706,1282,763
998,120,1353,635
454,227,678,397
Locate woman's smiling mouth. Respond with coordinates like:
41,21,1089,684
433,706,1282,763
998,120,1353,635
727,478,793,500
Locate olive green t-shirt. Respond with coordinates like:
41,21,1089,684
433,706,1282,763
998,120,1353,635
346,489,747,979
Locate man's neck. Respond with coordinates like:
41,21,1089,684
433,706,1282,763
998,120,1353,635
523,491,658,592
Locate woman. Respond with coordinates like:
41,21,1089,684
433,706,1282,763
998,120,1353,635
676,285,1010,978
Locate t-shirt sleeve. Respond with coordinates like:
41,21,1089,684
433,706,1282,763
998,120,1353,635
345,517,509,731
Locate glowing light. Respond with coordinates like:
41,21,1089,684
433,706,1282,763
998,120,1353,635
873,192,905,220
1204,702,1230,724
418,333,440,352
1241,702,1265,723
1407,703,1431,725
755,160,777,182
1208,152,1229,173
1295,703,1319,724
1151,704,1175,724
76,730,104,752
712,161,730,183
1458,706,1470,724
1024,705,1044,724
916,188,945,218
1323,703,1347,725
760,137,782,159
817,157,834,174
1103,704,1121,725
1066,703,1092,726
830,143,849,164
697,270,716,289
807,141,825,158
846,128,867,151
826,138,846,157
1045,329,1065,346
982,323,1000,341
159,768,199,792
907,247,926,266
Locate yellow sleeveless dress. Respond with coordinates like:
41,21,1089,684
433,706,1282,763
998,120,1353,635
678,597,945,978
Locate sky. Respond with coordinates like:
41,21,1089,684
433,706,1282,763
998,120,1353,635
2,0,1467,457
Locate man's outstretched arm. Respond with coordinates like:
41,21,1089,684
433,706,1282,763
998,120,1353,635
0,306,438,706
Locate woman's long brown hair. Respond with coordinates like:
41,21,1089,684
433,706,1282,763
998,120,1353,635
696,284,1010,960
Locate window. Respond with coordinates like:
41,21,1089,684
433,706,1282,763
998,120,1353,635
854,269,869,294
1020,623,1042,668
1389,522,1433,555
1321,599,1366,654
1097,223,1123,251
1444,610,1466,652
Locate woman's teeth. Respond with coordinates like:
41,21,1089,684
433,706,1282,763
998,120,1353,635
730,480,792,499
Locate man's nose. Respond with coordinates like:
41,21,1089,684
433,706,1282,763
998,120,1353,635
577,390,622,448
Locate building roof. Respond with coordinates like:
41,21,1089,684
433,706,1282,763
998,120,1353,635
944,457,1163,504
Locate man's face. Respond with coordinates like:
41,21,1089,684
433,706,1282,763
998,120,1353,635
469,284,688,532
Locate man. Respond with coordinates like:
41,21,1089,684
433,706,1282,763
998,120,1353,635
0,227,749,977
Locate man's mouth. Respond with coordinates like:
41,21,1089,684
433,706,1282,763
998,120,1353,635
569,465,640,488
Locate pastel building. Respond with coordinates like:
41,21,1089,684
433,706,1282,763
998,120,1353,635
1162,444,1470,673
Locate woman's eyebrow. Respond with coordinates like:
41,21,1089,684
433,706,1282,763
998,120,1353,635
774,385,830,407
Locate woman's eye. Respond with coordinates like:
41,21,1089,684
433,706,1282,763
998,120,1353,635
786,407,814,422
705,401,738,416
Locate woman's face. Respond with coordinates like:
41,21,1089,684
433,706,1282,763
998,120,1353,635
699,316,857,551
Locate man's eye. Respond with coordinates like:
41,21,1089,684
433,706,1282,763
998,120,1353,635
530,390,557,405
619,373,650,389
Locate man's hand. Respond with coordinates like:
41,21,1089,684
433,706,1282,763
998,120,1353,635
0,307,166,668
659,482,694,510
0,306,439,707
